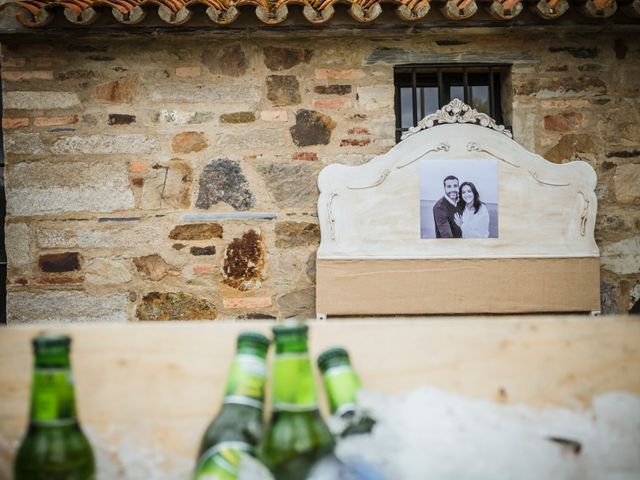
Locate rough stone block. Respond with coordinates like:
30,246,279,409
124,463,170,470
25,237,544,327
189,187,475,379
172,131,208,153
514,77,607,97
2,118,29,129
84,258,132,285
193,264,216,275
156,110,216,125
2,57,26,67
290,110,335,147
134,254,180,281
34,276,84,285
94,75,138,104
4,133,45,154
141,159,192,210
223,297,272,309
266,75,301,106
51,134,158,155
176,67,201,77
151,85,260,104
276,222,320,248
223,229,265,291
543,113,584,132
602,238,640,275
312,99,352,109
548,46,599,59
340,138,371,147
196,159,255,211
130,162,149,173
38,252,82,272
202,44,247,77
544,134,596,163
220,112,256,124
169,223,223,240
314,85,352,95
258,162,319,209
218,129,286,149
136,292,217,321
34,115,79,127
315,69,364,80
37,223,166,249
263,47,312,71
357,86,394,111
276,287,315,318
5,223,31,271
7,292,128,324
190,246,216,256
260,110,288,122
108,114,136,126
292,152,318,161
57,69,96,81
7,162,134,216
614,164,640,204
3,71,54,81
600,279,620,315
4,91,80,110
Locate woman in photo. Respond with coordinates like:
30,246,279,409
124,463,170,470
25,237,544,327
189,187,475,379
454,181,490,238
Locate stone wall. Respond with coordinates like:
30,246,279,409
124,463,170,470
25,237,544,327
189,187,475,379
2,31,639,322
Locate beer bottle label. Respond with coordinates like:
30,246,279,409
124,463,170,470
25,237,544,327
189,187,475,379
223,354,266,409
273,353,318,411
324,365,362,416
193,441,253,480
31,368,77,424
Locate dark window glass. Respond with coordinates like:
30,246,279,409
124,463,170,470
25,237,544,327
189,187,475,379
394,65,509,142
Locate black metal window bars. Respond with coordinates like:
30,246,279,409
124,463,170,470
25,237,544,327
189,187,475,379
394,64,510,143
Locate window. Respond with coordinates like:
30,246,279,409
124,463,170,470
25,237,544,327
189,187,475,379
394,64,509,143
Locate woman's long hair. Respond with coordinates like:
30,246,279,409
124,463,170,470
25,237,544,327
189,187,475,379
458,181,482,214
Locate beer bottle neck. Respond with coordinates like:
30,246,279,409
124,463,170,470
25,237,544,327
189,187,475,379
30,361,77,425
321,361,362,417
222,347,267,411
272,335,319,412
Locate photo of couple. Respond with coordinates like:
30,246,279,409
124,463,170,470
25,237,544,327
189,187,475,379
420,159,499,239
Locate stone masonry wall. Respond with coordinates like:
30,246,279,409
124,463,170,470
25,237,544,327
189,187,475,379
2,32,639,322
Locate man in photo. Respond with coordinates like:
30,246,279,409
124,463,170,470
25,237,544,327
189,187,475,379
433,175,462,238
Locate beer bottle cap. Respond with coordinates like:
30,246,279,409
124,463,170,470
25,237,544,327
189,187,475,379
237,331,270,348
272,321,308,336
32,333,71,351
317,347,349,371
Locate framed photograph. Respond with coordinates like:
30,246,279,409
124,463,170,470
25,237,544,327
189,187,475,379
420,159,499,239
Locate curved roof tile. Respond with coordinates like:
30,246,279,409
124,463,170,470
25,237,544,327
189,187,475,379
12,0,640,27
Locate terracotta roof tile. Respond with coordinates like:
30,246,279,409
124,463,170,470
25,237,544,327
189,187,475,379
11,0,640,27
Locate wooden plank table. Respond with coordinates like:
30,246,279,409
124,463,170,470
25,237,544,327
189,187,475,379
1,315,639,478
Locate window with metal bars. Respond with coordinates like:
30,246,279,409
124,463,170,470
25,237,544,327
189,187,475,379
394,64,510,143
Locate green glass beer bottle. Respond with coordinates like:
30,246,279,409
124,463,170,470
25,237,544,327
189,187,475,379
259,323,335,480
317,347,375,437
14,333,96,480
194,332,270,480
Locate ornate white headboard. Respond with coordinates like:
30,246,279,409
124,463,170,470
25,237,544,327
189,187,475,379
316,100,600,317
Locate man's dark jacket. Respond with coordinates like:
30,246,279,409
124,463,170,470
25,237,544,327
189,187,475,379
433,197,462,238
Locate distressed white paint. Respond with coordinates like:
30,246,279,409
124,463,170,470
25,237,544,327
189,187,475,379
317,104,599,260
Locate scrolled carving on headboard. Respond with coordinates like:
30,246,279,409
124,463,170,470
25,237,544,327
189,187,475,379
467,142,520,168
402,98,513,141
